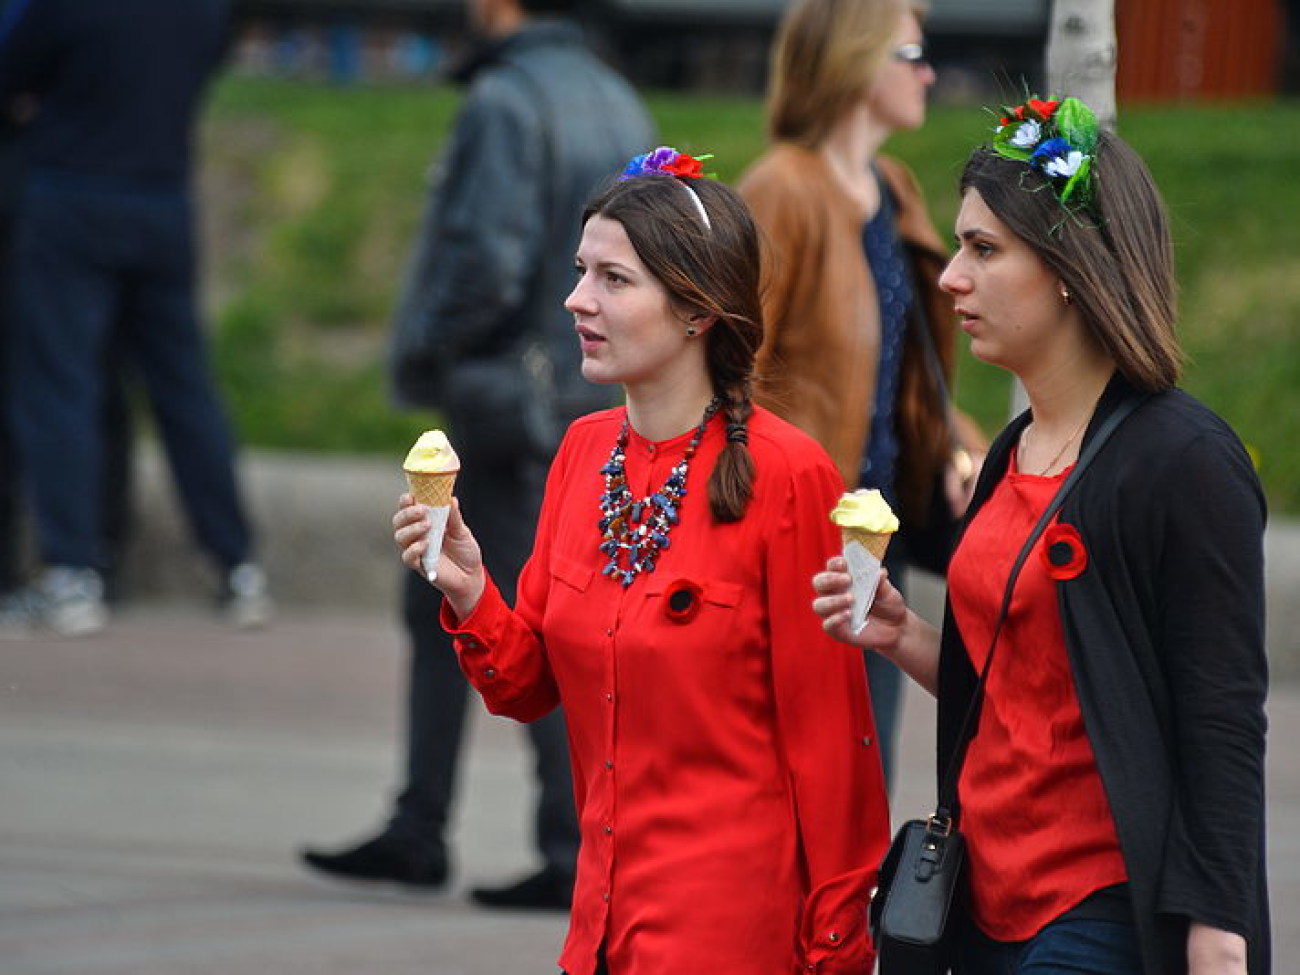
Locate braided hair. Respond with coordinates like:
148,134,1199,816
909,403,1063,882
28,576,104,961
583,174,762,522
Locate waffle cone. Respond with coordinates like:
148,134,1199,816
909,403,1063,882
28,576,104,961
842,527,892,561
406,469,457,508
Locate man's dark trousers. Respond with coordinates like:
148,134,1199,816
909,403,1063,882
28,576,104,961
391,442,579,876
6,170,251,571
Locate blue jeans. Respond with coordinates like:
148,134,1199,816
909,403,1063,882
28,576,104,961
958,917,1142,974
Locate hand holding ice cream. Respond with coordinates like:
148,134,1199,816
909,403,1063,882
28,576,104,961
403,429,460,581
829,489,898,633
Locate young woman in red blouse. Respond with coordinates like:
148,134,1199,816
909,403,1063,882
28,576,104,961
814,99,1269,974
393,151,890,975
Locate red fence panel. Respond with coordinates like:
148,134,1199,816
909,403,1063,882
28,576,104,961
1117,0,1283,101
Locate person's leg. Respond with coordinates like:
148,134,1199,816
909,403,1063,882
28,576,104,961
0,232,21,593
465,451,578,908
1017,918,1142,974
0,374,19,592
120,189,253,573
300,568,463,887
99,340,135,600
6,182,116,572
0,181,116,635
957,923,1023,975
0,131,21,588
864,544,908,791
389,569,470,862
957,916,1141,975
526,709,580,881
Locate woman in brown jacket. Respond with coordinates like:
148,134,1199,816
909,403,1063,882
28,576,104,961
738,0,985,786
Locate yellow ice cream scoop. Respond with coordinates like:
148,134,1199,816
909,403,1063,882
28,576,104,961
403,429,460,474
829,488,899,534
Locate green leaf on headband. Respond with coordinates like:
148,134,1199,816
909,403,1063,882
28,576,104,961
1057,98,1099,153
1060,156,1093,205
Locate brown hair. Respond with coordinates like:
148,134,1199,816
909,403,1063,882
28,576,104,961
767,0,915,146
583,175,763,523
960,130,1182,391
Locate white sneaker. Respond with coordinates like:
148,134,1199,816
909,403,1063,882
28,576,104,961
0,567,108,638
220,562,273,629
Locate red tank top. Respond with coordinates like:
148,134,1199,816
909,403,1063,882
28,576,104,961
947,452,1128,941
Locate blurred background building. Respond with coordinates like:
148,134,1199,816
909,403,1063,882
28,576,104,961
228,0,1291,100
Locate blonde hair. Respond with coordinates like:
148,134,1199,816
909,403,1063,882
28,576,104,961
767,0,920,146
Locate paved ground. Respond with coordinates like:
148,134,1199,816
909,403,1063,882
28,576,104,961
1,594,1296,974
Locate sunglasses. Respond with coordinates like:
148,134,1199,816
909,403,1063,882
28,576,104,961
892,42,930,68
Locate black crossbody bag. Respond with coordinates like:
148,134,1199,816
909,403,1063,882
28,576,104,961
870,393,1145,975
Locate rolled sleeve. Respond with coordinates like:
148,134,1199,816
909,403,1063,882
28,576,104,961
440,571,560,722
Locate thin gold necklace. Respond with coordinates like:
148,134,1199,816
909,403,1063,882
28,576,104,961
1021,414,1089,476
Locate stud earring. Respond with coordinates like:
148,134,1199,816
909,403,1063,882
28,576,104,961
685,326,698,337
1060,286,1072,306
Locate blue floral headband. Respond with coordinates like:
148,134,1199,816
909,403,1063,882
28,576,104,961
619,146,714,229
990,96,1100,217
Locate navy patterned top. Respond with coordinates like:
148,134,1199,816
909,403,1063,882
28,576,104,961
859,169,914,507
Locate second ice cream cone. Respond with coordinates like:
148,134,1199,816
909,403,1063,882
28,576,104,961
842,527,892,562
829,489,899,634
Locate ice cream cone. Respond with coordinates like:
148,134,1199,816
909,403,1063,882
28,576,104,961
402,430,460,582
406,469,457,508
842,527,892,562
829,489,898,634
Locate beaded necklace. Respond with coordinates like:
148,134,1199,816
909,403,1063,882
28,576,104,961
598,398,721,587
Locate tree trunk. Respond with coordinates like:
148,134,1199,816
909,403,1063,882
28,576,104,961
1046,0,1118,133
1008,0,1119,419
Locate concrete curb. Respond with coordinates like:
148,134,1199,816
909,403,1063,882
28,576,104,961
122,446,1300,680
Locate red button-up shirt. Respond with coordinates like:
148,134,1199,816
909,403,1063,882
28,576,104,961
444,407,889,975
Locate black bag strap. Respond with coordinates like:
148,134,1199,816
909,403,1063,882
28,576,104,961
933,391,1148,823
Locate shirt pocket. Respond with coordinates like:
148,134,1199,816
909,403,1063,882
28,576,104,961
543,553,596,638
550,553,595,594
641,576,761,685
644,575,744,625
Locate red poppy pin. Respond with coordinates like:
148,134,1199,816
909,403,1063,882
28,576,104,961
663,579,703,624
1042,523,1087,580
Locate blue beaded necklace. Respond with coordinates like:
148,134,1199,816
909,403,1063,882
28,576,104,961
598,398,721,587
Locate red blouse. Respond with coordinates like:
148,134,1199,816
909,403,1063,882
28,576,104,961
443,406,889,975
947,453,1128,941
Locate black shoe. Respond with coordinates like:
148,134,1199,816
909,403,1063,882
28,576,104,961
470,866,573,911
299,831,448,889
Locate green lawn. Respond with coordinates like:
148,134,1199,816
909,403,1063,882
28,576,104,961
201,77,1300,515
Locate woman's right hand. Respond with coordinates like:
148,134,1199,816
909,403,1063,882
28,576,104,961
812,556,941,696
811,556,908,652
394,494,486,620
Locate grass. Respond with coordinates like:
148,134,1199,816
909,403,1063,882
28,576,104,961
199,77,1300,515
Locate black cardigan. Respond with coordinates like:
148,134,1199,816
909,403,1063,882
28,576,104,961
937,374,1270,974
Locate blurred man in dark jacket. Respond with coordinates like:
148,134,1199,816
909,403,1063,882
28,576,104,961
300,0,653,910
